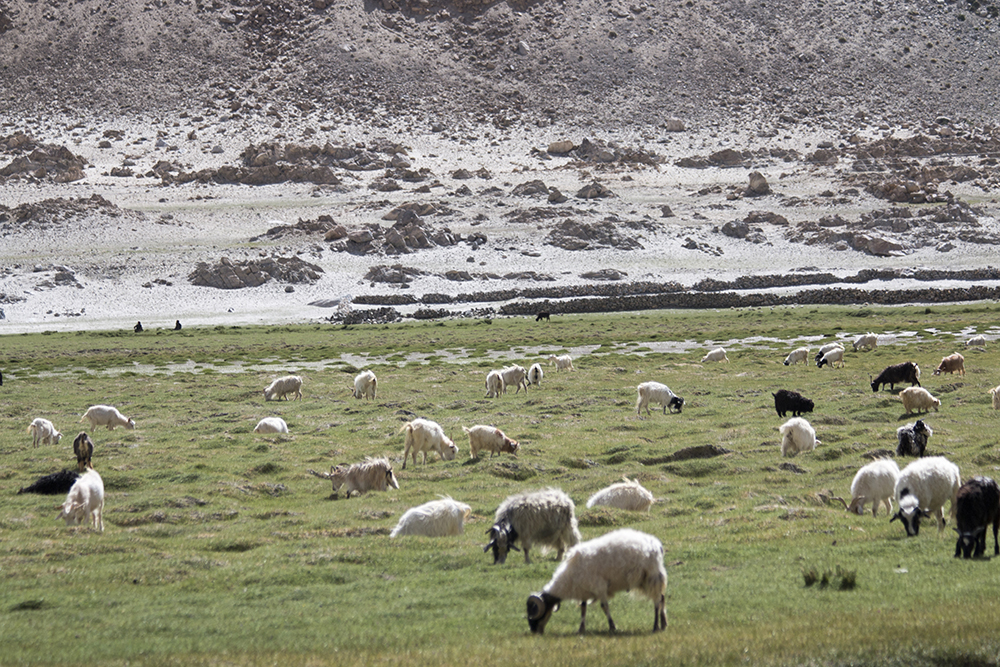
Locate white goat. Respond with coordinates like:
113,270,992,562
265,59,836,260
253,417,288,434
636,381,684,417
891,456,961,536
586,477,655,512
27,418,62,447
485,488,581,565
843,459,901,517
853,332,878,351
390,497,472,538
783,347,809,366
80,405,135,431
548,354,575,371
485,369,505,398
263,375,303,401
307,456,400,498
701,347,729,363
56,467,105,532
817,347,845,369
351,370,377,400
779,417,820,457
526,528,667,634
400,418,458,469
500,365,529,394
967,335,987,348
899,387,940,415
528,363,544,386
463,425,519,459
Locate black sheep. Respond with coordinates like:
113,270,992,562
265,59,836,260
535,312,550,322
896,420,932,457
17,470,80,495
870,361,921,393
773,389,814,417
954,476,1000,559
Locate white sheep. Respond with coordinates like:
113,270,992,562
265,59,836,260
815,342,844,358
899,386,940,414
891,456,961,536
779,417,820,457
390,497,472,538
463,424,519,459
80,405,135,431
400,418,459,469
783,347,810,366
843,459,901,517
701,347,729,363
254,417,288,434
816,347,845,369
586,477,655,512
635,381,684,417
853,332,878,351
485,487,581,565
351,370,377,400
990,385,1000,410
56,467,105,532
485,369,505,398
500,365,529,394
263,375,303,401
27,418,62,447
548,354,575,371
526,528,667,635
967,334,987,348
308,456,400,498
527,363,544,386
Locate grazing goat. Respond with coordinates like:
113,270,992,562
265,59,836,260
772,389,813,417
81,405,135,431
636,382,684,417
783,347,809,366
351,370,378,400
56,467,105,532
853,332,878,351
526,528,667,635
548,354,575,371
390,497,472,538
834,459,900,517
933,353,965,376
586,478,655,512
870,361,921,392
500,365,529,394
536,312,551,322
263,375,303,401
485,488,580,565
967,335,986,348
527,363,544,387
400,418,458,469
896,420,932,457
991,386,1000,410
463,425,519,459
701,347,729,363
253,417,288,434
485,369,505,398
899,387,940,415
18,470,79,495
779,417,820,457
814,342,844,364
816,347,845,369
954,476,1000,558
307,457,399,498
27,418,62,447
73,432,95,471
891,456,961,536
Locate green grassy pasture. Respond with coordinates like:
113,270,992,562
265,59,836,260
2,304,1000,666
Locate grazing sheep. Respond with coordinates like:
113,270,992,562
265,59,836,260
527,363,544,387
896,420,932,457
870,361,921,392
548,354,575,371
814,342,844,364
933,353,965,376
56,467,104,532
80,405,135,431
701,347,729,363
390,497,472,538
838,459,901,517
254,417,288,434
500,365,529,394
899,387,940,415
263,375,303,401
853,332,879,351
27,418,62,447
485,488,581,565
954,476,1000,558
772,389,814,417
891,456,961,536
536,312,551,322
307,456,399,498
779,417,820,457
400,418,459,469
816,347,845,369
990,385,1000,410
18,470,80,495
526,528,667,635
636,381,684,417
73,432,95,471
586,478,655,512
485,369,505,398
351,370,378,400
783,347,810,366
966,335,986,348
463,425,519,459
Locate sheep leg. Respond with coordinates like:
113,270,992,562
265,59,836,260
578,601,587,634
523,546,532,565
599,599,616,633
402,445,411,470
653,594,667,632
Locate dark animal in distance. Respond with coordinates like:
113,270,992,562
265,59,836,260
870,361,921,392
17,470,80,495
536,312,551,321
74,432,96,471
773,389,814,417
896,420,932,457
954,476,1000,559
174,320,182,330
134,321,143,333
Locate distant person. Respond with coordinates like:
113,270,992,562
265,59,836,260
174,320,182,330
134,321,143,333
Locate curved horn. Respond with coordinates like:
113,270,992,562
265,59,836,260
526,594,546,620
828,495,849,511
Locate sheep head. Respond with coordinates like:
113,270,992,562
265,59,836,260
955,526,987,558
484,521,520,564
890,493,931,536
526,592,560,634
669,396,685,413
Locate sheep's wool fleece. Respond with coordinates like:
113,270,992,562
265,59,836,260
390,497,471,537
543,528,666,602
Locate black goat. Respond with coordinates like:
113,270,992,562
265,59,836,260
17,470,80,495
896,420,932,457
954,476,1000,559
773,389,814,417
870,361,921,393
536,312,551,322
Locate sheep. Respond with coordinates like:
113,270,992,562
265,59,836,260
899,386,940,415
55,467,105,532
891,456,961,536
701,347,729,363
80,405,135,431
463,424,519,459
27,417,62,447
500,365,529,394
536,312,550,322
870,361,921,392
263,375,303,401
853,332,878,351
586,477,655,512
991,385,1000,410
836,459,901,517
966,334,986,348
253,417,288,434
772,389,814,417
390,497,472,538
527,363,544,387
351,370,377,400
73,432,95,471
307,456,399,498
779,417,820,457
954,476,1000,558
526,528,667,635
816,347,845,369
485,369,505,398
548,354,575,371
485,488,581,565
783,347,810,366
18,470,80,495
400,418,459,469
896,420,932,457
933,352,965,376
814,342,844,364
636,381,684,417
